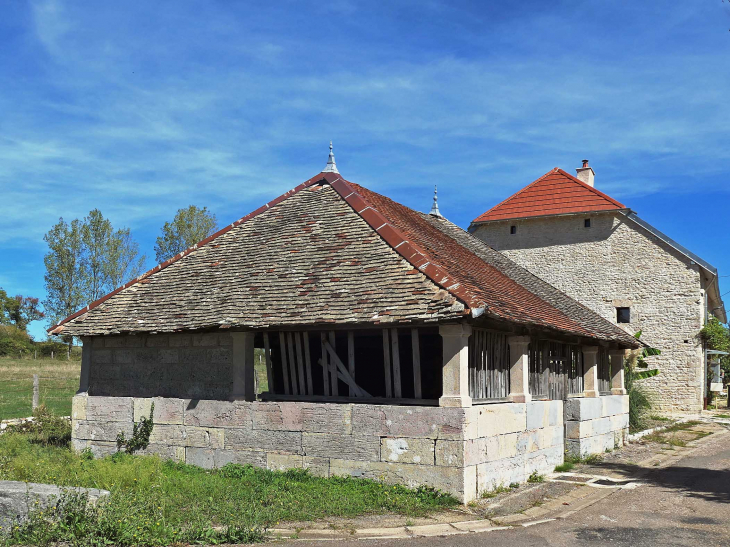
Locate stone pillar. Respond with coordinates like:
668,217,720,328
77,337,92,395
582,346,600,398
439,323,472,408
231,331,256,401
507,335,531,403
609,349,627,395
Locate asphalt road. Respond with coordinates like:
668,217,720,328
291,426,730,546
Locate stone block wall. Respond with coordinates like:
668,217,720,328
72,395,566,502
86,333,233,400
564,395,629,457
473,213,706,413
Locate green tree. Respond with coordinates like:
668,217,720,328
43,213,146,340
700,317,730,378
43,218,86,330
154,205,218,263
0,288,44,331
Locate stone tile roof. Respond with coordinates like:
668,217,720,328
351,183,639,348
472,168,626,223
50,171,638,347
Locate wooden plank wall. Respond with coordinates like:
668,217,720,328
468,329,509,400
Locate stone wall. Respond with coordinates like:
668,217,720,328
472,213,706,412
564,395,629,457
72,395,566,502
86,333,233,400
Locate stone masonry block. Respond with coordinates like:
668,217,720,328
602,395,626,417
113,349,134,364
303,433,380,461
149,425,224,449
74,420,132,442
548,400,563,426
207,348,231,364
564,397,602,421
92,337,105,348
225,428,302,453
103,337,125,348
193,333,219,347
301,403,352,434
381,437,435,464
526,401,549,430
477,456,526,492
86,396,133,422
141,444,185,461
146,335,169,347
267,453,303,472
88,441,118,458
352,405,472,440
184,400,251,428
169,335,191,347
94,350,113,364
71,438,88,452
330,459,469,501
477,403,526,437
72,395,87,421
134,397,184,424
186,447,267,469
435,439,476,467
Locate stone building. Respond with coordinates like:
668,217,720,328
470,162,726,413
51,150,639,502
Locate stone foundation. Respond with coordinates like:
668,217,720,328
72,396,571,502
564,395,629,457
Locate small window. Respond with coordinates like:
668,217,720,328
616,307,631,324
584,218,591,228
510,225,517,235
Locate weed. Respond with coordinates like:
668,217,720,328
715,414,730,419
648,415,671,422
527,471,544,483
509,482,520,489
666,437,686,447
481,484,513,499
553,462,575,473
116,403,154,454
5,405,71,447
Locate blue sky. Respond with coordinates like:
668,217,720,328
1,0,729,341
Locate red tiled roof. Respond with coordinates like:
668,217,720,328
49,171,638,347
472,168,626,223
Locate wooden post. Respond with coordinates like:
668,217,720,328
286,332,299,396
294,332,307,395
411,328,422,399
328,331,338,396
382,329,392,398
279,332,291,395
321,332,330,396
263,332,274,394
32,374,39,410
390,328,402,398
303,332,313,396
347,331,356,397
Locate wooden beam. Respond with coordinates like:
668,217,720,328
263,332,274,394
303,332,313,396
391,328,402,398
321,332,330,396
294,332,307,395
411,328,421,399
382,329,392,398
329,331,338,396
347,331,356,397
286,332,299,396
278,331,291,395
323,340,370,397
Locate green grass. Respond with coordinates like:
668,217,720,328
480,483,516,499
648,415,672,422
527,471,544,483
0,358,80,420
554,462,575,473
715,414,730,419
0,432,456,545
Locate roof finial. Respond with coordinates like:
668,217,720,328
322,141,339,174
429,185,443,218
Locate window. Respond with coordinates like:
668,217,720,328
616,307,631,323
584,218,591,228
510,225,517,235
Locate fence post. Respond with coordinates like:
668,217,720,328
51,350,54,360
32,374,39,411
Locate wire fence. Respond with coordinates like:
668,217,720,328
0,375,79,420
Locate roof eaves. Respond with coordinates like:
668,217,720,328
48,171,341,335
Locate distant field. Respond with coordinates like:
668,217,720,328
0,357,81,420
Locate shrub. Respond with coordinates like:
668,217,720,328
0,325,34,357
527,471,544,483
116,403,154,454
554,462,575,472
5,405,71,447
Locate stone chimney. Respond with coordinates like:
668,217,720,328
575,159,595,187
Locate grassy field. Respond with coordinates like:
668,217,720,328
0,432,456,545
0,357,80,420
